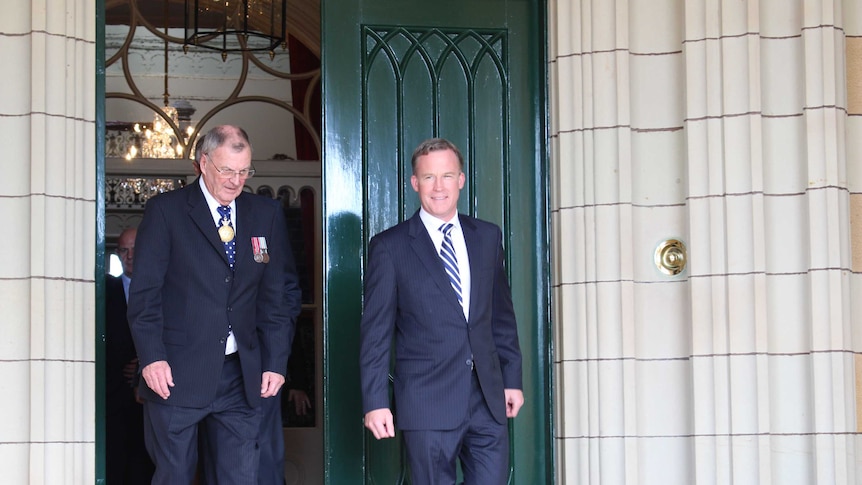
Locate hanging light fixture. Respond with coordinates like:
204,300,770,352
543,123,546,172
124,106,192,160
184,0,287,60
126,1,196,161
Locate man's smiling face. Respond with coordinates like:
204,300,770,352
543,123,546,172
410,148,465,221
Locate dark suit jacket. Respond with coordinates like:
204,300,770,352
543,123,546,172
105,273,154,483
128,180,300,408
360,211,522,430
105,274,137,411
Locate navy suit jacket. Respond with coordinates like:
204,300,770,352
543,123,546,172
128,180,300,408
360,211,522,430
105,274,136,411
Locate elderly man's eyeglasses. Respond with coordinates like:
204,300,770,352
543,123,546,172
213,166,256,179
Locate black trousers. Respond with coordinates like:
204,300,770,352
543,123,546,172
143,356,261,484
401,371,510,485
106,396,154,484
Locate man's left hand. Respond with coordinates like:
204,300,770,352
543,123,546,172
504,389,524,418
261,371,285,398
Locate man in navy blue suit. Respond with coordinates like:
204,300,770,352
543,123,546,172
128,124,301,484
360,138,524,485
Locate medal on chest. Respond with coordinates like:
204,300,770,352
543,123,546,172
252,236,270,263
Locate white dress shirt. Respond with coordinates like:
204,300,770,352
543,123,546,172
419,208,471,321
199,178,238,355
121,273,131,303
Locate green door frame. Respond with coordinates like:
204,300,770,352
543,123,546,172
321,1,554,483
95,0,107,482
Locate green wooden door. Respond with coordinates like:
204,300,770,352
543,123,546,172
322,1,552,483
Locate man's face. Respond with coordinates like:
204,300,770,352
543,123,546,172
199,145,253,206
410,148,465,221
117,228,136,277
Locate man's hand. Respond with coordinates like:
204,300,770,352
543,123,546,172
504,389,524,418
364,408,395,439
141,360,174,399
261,371,285,398
288,389,312,415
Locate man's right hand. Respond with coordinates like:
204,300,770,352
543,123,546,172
364,408,395,439
141,360,174,399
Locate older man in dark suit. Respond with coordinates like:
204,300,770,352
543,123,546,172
360,138,524,485
128,124,301,484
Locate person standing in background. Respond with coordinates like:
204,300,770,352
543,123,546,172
105,226,154,484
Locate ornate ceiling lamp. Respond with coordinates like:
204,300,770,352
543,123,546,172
184,0,287,60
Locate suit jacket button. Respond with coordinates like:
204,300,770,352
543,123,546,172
219,338,226,344
224,276,231,283
466,359,473,368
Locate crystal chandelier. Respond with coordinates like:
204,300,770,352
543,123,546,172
125,106,193,160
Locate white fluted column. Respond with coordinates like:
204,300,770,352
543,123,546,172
550,0,860,483
846,0,862,480
0,0,95,483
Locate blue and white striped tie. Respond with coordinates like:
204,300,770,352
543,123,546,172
439,223,462,305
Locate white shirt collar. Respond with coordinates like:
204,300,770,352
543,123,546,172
198,177,236,225
418,208,460,234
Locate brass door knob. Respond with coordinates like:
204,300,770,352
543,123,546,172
655,239,687,276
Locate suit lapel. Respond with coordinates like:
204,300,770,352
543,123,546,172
460,215,480,325
109,276,128,313
186,180,232,267
234,193,255,270
408,212,467,321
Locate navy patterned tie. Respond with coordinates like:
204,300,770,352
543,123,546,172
217,205,236,269
438,223,462,305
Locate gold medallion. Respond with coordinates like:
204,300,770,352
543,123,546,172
218,224,235,242
262,253,270,264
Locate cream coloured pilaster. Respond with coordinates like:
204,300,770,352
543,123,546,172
550,1,860,483
0,0,96,483
847,0,862,448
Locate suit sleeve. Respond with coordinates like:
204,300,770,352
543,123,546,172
490,227,523,390
359,235,398,414
255,202,301,375
127,197,171,368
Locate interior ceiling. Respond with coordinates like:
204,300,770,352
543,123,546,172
104,0,320,57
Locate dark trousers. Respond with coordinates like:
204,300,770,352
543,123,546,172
257,389,286,485
106,397,154,485
143,356,261,485
200,389,286,485
402,372,510,485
